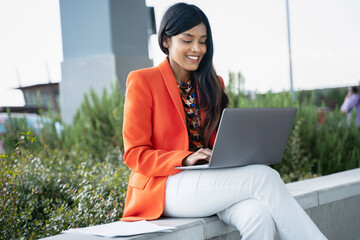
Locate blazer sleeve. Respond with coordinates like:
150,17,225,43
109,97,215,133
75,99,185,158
122,71,192,177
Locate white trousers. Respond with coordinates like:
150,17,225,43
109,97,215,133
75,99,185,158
163,165,327,240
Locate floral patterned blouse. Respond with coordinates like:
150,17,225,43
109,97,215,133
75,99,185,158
178,79,204,151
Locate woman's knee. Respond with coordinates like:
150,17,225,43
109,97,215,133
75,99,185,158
243,164,281,182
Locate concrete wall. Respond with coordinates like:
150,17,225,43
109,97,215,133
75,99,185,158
59,0,153,124
308,195,360,240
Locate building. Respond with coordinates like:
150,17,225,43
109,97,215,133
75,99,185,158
0,82,60,114
17,82,60,112
59,0,154,124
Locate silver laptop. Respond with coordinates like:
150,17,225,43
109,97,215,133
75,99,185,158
176,107,297,170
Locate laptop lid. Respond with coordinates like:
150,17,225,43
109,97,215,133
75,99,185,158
176,107,297,170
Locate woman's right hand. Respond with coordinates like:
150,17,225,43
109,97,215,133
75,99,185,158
182,148,212,166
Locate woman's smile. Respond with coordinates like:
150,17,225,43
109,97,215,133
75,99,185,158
186,55,200,61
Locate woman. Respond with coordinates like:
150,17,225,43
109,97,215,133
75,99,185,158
341,86,360,127
121,3,327,240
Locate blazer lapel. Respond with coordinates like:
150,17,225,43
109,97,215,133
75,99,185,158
158,58,187,128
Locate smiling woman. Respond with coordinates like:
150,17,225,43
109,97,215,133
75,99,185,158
120,3,327,240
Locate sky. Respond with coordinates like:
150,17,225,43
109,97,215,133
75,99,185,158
0,0,360,106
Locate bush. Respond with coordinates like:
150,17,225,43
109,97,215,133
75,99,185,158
227,71,360,178
40,147,130,239
1,133,130,239
313,110,360,174
273,118,319,183
1,132,36,239
1,111,42,154
0,81,128,239
61,81,124,161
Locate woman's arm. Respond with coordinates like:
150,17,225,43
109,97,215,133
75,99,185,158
123,71,192,177
341,94,360,113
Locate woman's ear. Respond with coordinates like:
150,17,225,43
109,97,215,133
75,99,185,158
162,36,170,48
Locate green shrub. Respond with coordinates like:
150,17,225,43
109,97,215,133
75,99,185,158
1,111,42,154
314,109,360,174
43,149,129,238
0,132,36,239
273,118,319,183
1,134,129,239
0,81,128,239
61,81,124,161
226,71,360,177
36,110,63,150
297,86,353,110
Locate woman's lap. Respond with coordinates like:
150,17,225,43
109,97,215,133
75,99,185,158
163,164,278,217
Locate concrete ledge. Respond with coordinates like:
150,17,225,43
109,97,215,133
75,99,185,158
287,168,360,207
41,168,360,240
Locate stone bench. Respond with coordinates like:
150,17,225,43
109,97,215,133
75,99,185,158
41,168,360,240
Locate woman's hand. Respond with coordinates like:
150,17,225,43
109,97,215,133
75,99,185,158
182,148,212,166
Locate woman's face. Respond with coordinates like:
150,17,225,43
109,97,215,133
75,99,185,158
163,23,207,80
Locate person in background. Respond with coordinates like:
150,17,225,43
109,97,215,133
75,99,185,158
341,86,360,127
121,3,327,239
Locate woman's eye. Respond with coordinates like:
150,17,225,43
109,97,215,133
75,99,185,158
182,40,191,43
200,41,206,44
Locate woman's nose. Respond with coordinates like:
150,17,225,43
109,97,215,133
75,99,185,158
191,43,201,52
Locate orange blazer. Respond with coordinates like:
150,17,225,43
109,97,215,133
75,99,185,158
121,58,220,221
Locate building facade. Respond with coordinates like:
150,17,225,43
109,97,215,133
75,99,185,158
59,0,154,124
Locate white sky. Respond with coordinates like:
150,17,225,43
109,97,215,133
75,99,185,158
0,0,360,106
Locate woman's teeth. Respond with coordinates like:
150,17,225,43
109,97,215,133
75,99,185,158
187,56,198,60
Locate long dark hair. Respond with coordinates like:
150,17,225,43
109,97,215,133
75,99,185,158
158,3,229,147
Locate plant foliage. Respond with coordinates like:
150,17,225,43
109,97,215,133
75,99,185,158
226,71,360,179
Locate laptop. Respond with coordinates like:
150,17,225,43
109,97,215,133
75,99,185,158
175,107,297,170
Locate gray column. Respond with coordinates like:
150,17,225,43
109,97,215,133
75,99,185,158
59,0,153,124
